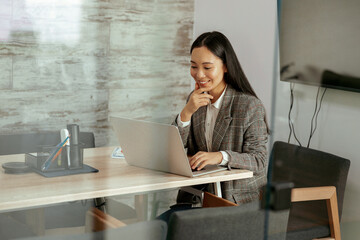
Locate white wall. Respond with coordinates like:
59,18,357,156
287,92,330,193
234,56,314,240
275,0,360,227
193,0,277,116
194,0,360,237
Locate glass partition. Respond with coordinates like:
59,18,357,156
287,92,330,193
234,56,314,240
0,0,283,238
271,0,360,239
7,0,360,239
0,0,193,238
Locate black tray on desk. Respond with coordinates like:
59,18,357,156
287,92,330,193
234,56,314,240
31,164,98,178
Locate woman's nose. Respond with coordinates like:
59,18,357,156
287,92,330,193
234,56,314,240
196,69,205,78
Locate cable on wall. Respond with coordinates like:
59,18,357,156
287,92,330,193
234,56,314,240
287,84,328,148
287,82,302,146
307,87,327,148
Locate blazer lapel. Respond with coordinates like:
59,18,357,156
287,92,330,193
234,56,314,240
212,86,234,151
192,106,208,151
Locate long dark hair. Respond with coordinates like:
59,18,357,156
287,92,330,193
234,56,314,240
191,31,258,97
191,31,270,133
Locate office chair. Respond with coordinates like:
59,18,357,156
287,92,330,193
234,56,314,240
22,211,167,240
0,131,96,237
82,208,166,240
0,213,37,239
167,201,289,240
86,191,289,240
83,193,235,234
270,141,350,240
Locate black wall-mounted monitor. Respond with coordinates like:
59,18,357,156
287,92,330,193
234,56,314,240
278,0,360,93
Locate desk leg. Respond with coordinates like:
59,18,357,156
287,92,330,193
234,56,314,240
25,208,45,236
214,182,222,198
135,194,148,221
95,197,107,213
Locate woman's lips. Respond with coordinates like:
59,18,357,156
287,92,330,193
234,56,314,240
198,80,210,86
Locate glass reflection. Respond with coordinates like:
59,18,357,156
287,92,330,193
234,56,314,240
1,0,194,239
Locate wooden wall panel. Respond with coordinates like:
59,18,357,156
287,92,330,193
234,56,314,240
4,21,110,57
109,88,188,120
0,56,12,89
12,56,109,90
0,89,109,138
12,0,109,22
106,55,190,87
0,0,194,146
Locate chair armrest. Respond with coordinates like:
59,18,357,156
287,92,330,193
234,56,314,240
85,207,126,232
203,192,238,208
291,186,340,240
291,186,336,202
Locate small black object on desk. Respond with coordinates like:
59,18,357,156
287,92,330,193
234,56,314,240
2,162,32,174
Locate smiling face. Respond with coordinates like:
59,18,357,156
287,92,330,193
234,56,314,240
190,46,227,98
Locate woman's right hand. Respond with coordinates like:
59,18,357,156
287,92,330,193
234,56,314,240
180,83,213,122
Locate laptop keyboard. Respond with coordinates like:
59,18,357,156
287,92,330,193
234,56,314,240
192,168,203,172
191,165,227,176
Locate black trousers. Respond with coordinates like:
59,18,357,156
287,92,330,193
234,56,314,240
175,184,209,205
156,184,209,223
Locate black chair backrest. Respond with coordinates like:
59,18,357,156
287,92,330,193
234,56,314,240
0,132,95,155
268,141,350,240
269,141,350,220
167,201,289,240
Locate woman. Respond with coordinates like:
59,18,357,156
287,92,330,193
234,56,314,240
174,31,269,204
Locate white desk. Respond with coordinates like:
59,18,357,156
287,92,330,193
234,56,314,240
0,147,253,213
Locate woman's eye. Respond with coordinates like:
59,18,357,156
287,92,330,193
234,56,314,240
204,67,211,70
191,66,197,69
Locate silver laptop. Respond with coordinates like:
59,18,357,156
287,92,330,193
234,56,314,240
110,116,227,177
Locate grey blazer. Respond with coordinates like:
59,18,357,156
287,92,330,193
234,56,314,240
173,85,268,204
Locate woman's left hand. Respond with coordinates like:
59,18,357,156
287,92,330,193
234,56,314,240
189,151,223,170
